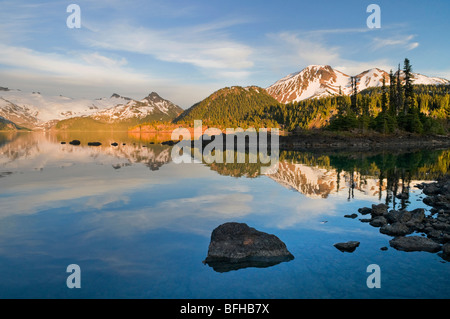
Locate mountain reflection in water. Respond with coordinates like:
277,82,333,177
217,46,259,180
1,132,449,211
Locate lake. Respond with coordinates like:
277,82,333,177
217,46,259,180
0,131,449,299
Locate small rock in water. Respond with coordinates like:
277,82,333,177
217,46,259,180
358,207,372,215
380,222,412,236
111,142,118,146
333,241,360,253
69,140,81,145
370,216,387,227
344,213,358,219
389,236,441,253
88,142,102,146
371,203,388,216
161,140,175,146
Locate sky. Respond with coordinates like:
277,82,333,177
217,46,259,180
0,0,449,108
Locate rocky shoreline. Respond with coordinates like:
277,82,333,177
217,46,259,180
354,175,450,261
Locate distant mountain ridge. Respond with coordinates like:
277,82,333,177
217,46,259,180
0,115,24,131
1,64,449,131
0,89,182,130
266,65,449,104
90,92,182,124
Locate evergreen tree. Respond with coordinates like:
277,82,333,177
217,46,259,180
403,58,415,115
337,86,346,115
350,77,358,114
381,77,388,113
389,69,397,115
396,64,404,115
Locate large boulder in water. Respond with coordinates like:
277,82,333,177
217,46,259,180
204,222,294,272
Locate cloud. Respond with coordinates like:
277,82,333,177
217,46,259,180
260,31,393,78
264,31,341,67
0,44,148,83
84,21,254,73
372,34,419,51
0,42,216,106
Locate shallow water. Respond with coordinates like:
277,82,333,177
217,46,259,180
0,132,449,298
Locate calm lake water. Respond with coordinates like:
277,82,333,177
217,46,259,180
0,131,449,299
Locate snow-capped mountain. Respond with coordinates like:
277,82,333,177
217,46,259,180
0,88,182,129
396,71,450,86
266,65,449,104
91,92,182,123
355,68,390,91
266,65,351,103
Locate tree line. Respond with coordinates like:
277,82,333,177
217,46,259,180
324,58,448,134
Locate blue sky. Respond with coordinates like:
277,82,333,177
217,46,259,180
0,0,449,108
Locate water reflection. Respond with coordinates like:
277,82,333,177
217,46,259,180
0,131,174,172
200,148,449,210
204,256,294,273
1,132,449,213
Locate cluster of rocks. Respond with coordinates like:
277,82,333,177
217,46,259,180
355,175,450,261
62,139,177,147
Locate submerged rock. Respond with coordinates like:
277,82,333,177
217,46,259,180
333,241,360,253
204,222,294,272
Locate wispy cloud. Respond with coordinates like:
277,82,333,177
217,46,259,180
0,42,215,106
260,31,392,78
372,34,419,51
83,20,254,75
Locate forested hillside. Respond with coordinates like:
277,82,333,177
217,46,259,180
174,86,280,128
